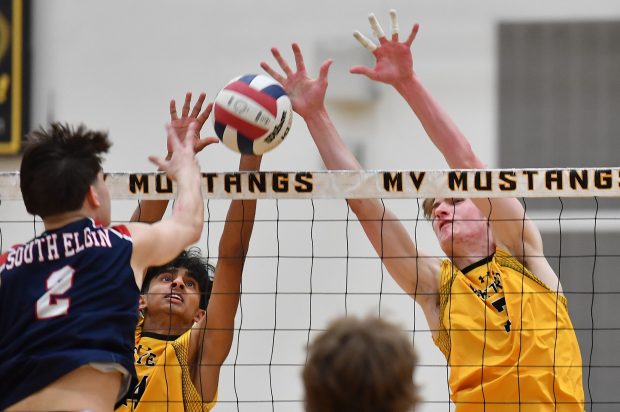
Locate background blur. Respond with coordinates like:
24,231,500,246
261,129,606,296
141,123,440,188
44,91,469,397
2,1,620,411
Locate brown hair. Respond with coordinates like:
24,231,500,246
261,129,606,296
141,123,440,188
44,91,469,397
303,316,418,412
142,247,215,310
422,198,435,219
20,122,111,217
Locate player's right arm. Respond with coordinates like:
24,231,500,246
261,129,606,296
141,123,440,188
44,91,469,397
126,123,204,286
261,43,441,313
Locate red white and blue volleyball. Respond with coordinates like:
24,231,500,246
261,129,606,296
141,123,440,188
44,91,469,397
213,74,293,155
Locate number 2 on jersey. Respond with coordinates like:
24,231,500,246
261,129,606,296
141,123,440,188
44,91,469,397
36,265,75,319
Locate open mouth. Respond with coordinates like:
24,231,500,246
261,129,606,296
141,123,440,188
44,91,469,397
165,293,183,303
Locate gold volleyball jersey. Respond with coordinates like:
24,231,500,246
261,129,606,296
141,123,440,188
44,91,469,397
434,249,584,412
117,322,216,412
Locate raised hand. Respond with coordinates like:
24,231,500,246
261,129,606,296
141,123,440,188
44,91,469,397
169,92,218,154
260,43,332,119
351,10,419,88
150,122,201,181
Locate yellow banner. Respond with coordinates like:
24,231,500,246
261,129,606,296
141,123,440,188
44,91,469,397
0,0,25,155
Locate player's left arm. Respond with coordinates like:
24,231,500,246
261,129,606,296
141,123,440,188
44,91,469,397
130,92,217,223
352,11,547,269
188,154,261,402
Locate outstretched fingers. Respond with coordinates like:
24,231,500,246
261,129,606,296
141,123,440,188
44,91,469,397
389,9,399,42
271,47,294,77
291,43,307,73
318,59,333,82
196,102,213,128
181,92,192,117
194,136,220,153
190,92,207,118
169,99,178,121
148,155,166,169
353,31,377,52
260,61,285,84
368,13,387,45
349,65,376,80
405,23,420,47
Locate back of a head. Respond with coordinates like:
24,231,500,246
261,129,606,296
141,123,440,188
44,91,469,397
303,316,418,412
20,122,111,218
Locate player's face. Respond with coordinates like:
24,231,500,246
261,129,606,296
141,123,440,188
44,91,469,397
145,268,202,323
430,198,490,254
92,171,111,226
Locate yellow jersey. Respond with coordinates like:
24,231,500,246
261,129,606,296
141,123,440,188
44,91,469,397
116,320,216,412
434,249,584,411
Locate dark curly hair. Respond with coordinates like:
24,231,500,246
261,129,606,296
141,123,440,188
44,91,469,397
141,247,215,310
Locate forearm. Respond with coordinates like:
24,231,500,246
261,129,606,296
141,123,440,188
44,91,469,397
171,161,204,242
199,156,261,374
218,155,261,259
395,74,484,169
304,108,383,218
130,200,169,223
303,108,362,171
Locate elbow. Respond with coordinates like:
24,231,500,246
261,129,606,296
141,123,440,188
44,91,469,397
188,221,203,245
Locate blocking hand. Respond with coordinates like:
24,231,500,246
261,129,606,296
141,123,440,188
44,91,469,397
169,92,219,154
351,10,419,88
261,43,333,119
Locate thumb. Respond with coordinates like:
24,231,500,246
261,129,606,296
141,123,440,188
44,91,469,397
148,155,167,170
318,59,334,81
194,137,220,153
350,65,376,80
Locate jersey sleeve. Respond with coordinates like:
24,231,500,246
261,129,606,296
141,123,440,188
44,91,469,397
111,225,132,239
0,252,8,266
0,244,22,268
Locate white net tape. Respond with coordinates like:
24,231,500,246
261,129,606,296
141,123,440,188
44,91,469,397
2,168,619,411
3,167,620,200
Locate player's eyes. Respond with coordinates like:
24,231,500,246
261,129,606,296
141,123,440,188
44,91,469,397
186,281,195,288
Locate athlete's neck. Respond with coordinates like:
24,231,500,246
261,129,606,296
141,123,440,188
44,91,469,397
43,211,91,231
448,239,496,270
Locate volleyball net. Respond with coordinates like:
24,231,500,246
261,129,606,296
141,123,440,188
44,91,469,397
1,167,620,411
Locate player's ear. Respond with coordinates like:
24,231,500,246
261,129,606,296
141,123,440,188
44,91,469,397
139,295,147,311
193,309,206,323
85,185,101,208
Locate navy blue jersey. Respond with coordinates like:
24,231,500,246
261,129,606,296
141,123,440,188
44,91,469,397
0,218,140,409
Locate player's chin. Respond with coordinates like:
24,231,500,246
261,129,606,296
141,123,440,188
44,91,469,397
438,235,456,255
437,230,454,245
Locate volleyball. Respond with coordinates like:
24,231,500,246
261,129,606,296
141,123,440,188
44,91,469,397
213,74,293,155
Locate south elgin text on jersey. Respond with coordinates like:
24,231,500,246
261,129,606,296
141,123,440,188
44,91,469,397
3,226,114,270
